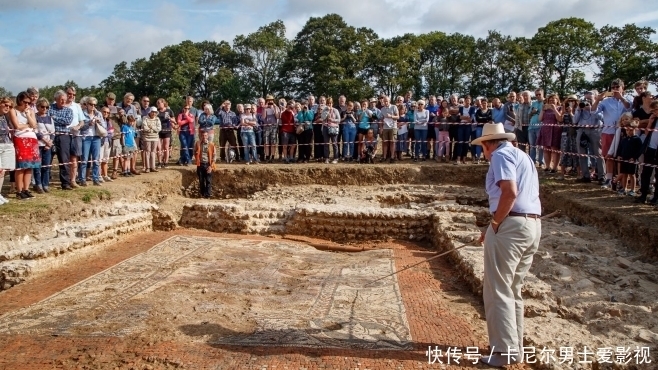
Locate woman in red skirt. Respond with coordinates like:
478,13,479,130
536,93,564,173
9,91,40,199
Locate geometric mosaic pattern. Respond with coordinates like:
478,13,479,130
0,236,411,350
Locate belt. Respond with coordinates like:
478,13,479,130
508,212,540,219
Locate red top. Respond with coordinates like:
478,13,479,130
177,112,195,134
281,110,296,133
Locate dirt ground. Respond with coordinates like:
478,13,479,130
0,160,657,369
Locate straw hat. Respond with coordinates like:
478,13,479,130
471,123,516,146
265,95,274,101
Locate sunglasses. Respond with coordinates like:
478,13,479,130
39,105,49,109
102,111,110,114
22,100,31,105
88,104,96,106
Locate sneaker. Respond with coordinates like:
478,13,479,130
627,191,636,197
576,177,591,183
16,192,26,200
103,176,113,182
34,186,45,194
0,195,8,204
22,190,35,199
43,187,50,193
150,168,159,172
331,159,338,164
93,181,102,186
70,182,80,189
601,179,611,189
453,161,459,165
79,182,87,187
617,188,626,195
144,169,150,173
325,159,330,164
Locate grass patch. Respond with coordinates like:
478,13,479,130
0,199,50,215
44,187,112,203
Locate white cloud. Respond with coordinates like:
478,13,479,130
0,16,184,94
1,0,656,94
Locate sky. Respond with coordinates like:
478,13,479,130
0,0,657,94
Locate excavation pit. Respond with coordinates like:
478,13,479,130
0,166,657,369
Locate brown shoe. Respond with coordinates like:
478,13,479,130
70,182,80,189
144,169,150,173
150,168,159,172
110,171,118,180
131,170,141,175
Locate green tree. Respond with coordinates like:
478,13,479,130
469,31,534,98
594,24,658,90
364,34,419,99
420,32,475,98
192,40,239,100
0,86,13,97
234,20,291,98
530,17,598,96
281,14,377,100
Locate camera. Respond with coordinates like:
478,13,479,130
579,100,590,109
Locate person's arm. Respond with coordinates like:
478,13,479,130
554,106,564,123
491,180,518,233
538,107,545,122
573,109,582,124
390,107,399,120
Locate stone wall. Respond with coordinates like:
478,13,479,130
286,205,434,242
0,203,154,291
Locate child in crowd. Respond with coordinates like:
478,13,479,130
194,131,216,198
121,114,137,177
435,108,451,162
615,119,643,196
361,128,377,164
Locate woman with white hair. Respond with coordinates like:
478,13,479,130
198,103,218,142
142,107,162,172
78,96,105,186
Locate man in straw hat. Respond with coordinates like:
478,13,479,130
472,123,541,367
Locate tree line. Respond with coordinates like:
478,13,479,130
5,15,658,112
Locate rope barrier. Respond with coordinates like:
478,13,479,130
3,136,655,173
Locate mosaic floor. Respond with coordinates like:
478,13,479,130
0,235,412,350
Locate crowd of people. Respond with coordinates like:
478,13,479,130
0,78,656,203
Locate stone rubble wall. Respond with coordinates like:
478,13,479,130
286,205,435,242
0,203,155,291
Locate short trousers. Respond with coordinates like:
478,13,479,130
110,139,122,158
122,145,137,155
71,136,82,157
357,128,369,136
601,133,614,157
100,141,111,162
263,126,278,145
381,129,398,143
281,131,296,145
0,143,16,170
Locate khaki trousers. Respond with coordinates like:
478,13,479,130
483,215,541,354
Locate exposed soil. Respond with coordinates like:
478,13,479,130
1,160,657,369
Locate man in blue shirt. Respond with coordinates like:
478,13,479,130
592,79,632,187
49,90,75,190
472,123,541,368
491,98,506,126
